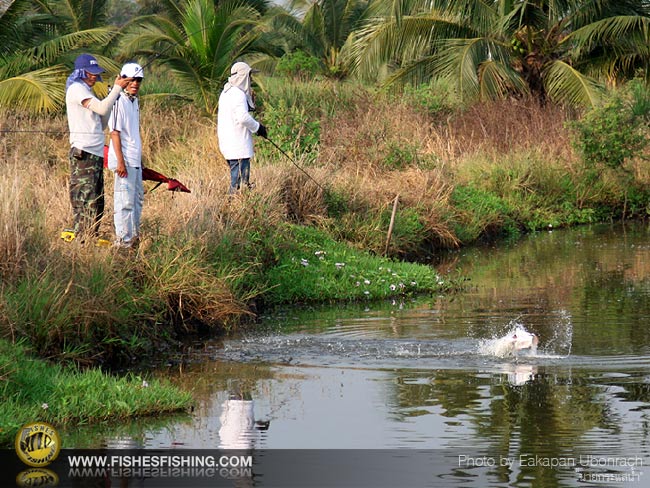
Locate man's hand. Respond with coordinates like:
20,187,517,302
116,161,128,178
114,75,130,90
256,123,268,139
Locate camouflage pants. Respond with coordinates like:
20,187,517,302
69,149,104,237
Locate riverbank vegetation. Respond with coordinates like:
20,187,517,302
0,339,191,446
2,0,650,443
3,78,650,365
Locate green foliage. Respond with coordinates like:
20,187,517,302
263,224,449,304
0,339,191,446
117,0,266,115
275,50,322,80
0,238,249,363
451,185,519,243
258,98,320,160
570,90,648,170
382,207,428,255
270,0,370,79
630,79,650,120
0,0,121,113
382,141,420,169
1,261,158,363
106,0,140,26
349,0,650,107
324,188,350,218
399,80,460,117
262,76,360,117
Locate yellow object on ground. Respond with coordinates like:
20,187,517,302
60,230,75,242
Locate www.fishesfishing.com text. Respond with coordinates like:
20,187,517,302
67,454,253,479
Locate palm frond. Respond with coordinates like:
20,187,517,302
427,37,487,101
0,0,34,53
568,15,650,54
543,60,603,107
478,58,528,101
349,12,466,82
115,0,266,114
29,27,119,66
0,64,68,113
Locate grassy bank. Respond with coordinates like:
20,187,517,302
2,78,650,366
0,339,191,446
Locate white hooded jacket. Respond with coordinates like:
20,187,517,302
217,62,261,160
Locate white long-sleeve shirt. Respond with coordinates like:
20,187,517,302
66,82,121,157
217,86,260,160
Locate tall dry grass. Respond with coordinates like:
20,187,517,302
436,97,576,162
0,109,256,361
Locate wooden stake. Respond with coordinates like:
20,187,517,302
384,194,399,256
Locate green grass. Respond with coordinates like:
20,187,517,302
0,339,192,447
263,224,457,304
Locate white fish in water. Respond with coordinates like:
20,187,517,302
482,326,539,357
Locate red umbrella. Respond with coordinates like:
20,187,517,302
103,145,190,193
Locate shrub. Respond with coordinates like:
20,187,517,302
257,98,320,161
275,51,323,80
451,185,519,243
570,87,647,170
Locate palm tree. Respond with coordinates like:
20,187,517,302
117,0,270,114
348,0,650,107
0,0,120,113
270,0,371,78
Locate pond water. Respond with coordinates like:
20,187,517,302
67,222,650,487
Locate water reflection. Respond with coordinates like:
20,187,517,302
219,389,270,450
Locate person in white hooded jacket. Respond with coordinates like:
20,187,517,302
217,61,267,194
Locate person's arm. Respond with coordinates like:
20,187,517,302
110,129,127,178
232,91,260,133
82,75,131,116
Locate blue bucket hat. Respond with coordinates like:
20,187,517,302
73,54,105,75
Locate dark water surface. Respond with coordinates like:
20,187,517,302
67,222,650,486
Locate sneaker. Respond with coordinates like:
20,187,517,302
96,238,112,248
113,238,139,250
60,229,76,242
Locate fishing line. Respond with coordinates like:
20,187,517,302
263,136,327,193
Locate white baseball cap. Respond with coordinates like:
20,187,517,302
120,63,144,79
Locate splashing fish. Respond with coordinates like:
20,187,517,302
481,326,539,358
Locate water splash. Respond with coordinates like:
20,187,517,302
542,309,573,357
477,311,573,359
219,311,575,366
477,322,538,358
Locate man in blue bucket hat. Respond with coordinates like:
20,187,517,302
62,53,131,244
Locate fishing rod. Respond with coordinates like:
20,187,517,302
262,136,327,193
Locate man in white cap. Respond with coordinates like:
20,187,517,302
107,62,145,249
217,61,267,194
64,53,131,241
